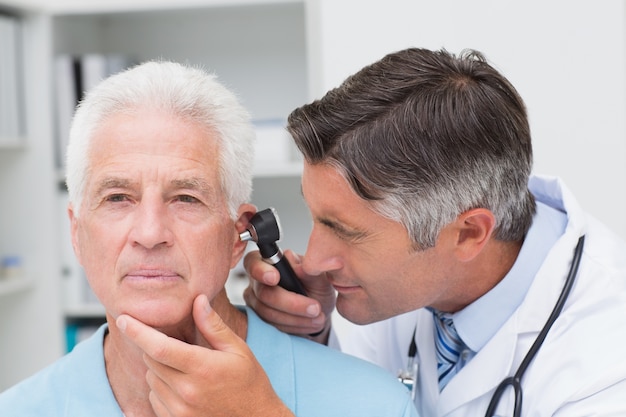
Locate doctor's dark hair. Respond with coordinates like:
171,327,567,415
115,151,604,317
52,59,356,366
287,47,536,248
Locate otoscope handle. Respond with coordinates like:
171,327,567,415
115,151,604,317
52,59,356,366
259,241,323,336
258,242,307,296
273,256,308,296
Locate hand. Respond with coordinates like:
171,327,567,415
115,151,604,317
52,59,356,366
243,249,336,342
116,294,294,417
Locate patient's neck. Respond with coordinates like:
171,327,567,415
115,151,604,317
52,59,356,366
103,290,248,417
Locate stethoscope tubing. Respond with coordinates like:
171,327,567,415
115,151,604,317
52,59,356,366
484,235,585,417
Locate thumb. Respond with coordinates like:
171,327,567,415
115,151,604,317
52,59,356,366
193,294,246,354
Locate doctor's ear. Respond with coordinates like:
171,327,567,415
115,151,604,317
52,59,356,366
453,208,496,262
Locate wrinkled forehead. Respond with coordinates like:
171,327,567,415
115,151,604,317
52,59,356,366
86,110,222,184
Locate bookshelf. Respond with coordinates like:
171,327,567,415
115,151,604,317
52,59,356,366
0,9,66,391
0,12,24,148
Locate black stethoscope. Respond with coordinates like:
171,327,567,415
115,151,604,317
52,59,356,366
399,235,585,417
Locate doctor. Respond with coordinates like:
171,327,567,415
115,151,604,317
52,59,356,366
243,47,626,416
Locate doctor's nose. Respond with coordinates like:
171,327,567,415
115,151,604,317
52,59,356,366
301,226,343,276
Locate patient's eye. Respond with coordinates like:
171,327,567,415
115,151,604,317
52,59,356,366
176,194,200,204
106,194,130,203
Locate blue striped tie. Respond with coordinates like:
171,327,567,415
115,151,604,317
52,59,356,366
433,311,465,390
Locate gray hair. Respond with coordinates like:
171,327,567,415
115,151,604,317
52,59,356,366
65,60,255,218
288,48,535,249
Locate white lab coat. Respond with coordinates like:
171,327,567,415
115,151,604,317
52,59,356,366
337,176,626,416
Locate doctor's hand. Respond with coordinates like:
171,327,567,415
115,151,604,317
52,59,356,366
243,249,336,343
116,294,294,417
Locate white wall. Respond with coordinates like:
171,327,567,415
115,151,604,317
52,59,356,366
307,0,626,239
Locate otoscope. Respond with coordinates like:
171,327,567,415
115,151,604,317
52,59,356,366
239,207,308,296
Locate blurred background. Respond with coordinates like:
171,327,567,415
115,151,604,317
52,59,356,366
0,0,624,390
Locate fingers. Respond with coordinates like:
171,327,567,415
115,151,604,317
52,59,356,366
146,372,176,417
117,296,273,417
191,294,248,355
116,314,205,416
243,281,327,335
243,249,323,318
246,280,324,319
148,389,171,417
115,314,191,370
243,247,338,340
116,295,250,370
243,248,336,337
243,250,280,286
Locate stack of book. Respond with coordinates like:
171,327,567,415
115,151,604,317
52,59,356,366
0,13,23,147
54,53,134,168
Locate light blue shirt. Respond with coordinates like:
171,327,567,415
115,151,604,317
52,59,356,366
453,201,568,356
0,308,418,417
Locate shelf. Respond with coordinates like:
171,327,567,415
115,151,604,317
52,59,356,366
0,139,25,150
64,303,106,318
0,277,34,297
0,139,25,151
9,0,301,15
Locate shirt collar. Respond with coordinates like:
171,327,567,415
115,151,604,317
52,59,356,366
452,201,567,351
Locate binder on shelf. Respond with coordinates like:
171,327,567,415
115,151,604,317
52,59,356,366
58,191,82,309
58,191,102,313
0,13,24,146
54,53,134,168
54,55,77,169
65,318,105,352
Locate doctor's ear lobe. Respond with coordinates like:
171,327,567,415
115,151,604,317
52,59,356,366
454,208,496,261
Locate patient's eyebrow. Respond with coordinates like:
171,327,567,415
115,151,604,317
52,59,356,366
91,176,220,203
93,177,132,196
171,177,216,195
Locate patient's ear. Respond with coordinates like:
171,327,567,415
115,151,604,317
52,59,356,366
454,208,496,262
68,203,83,264
230,204,257,268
